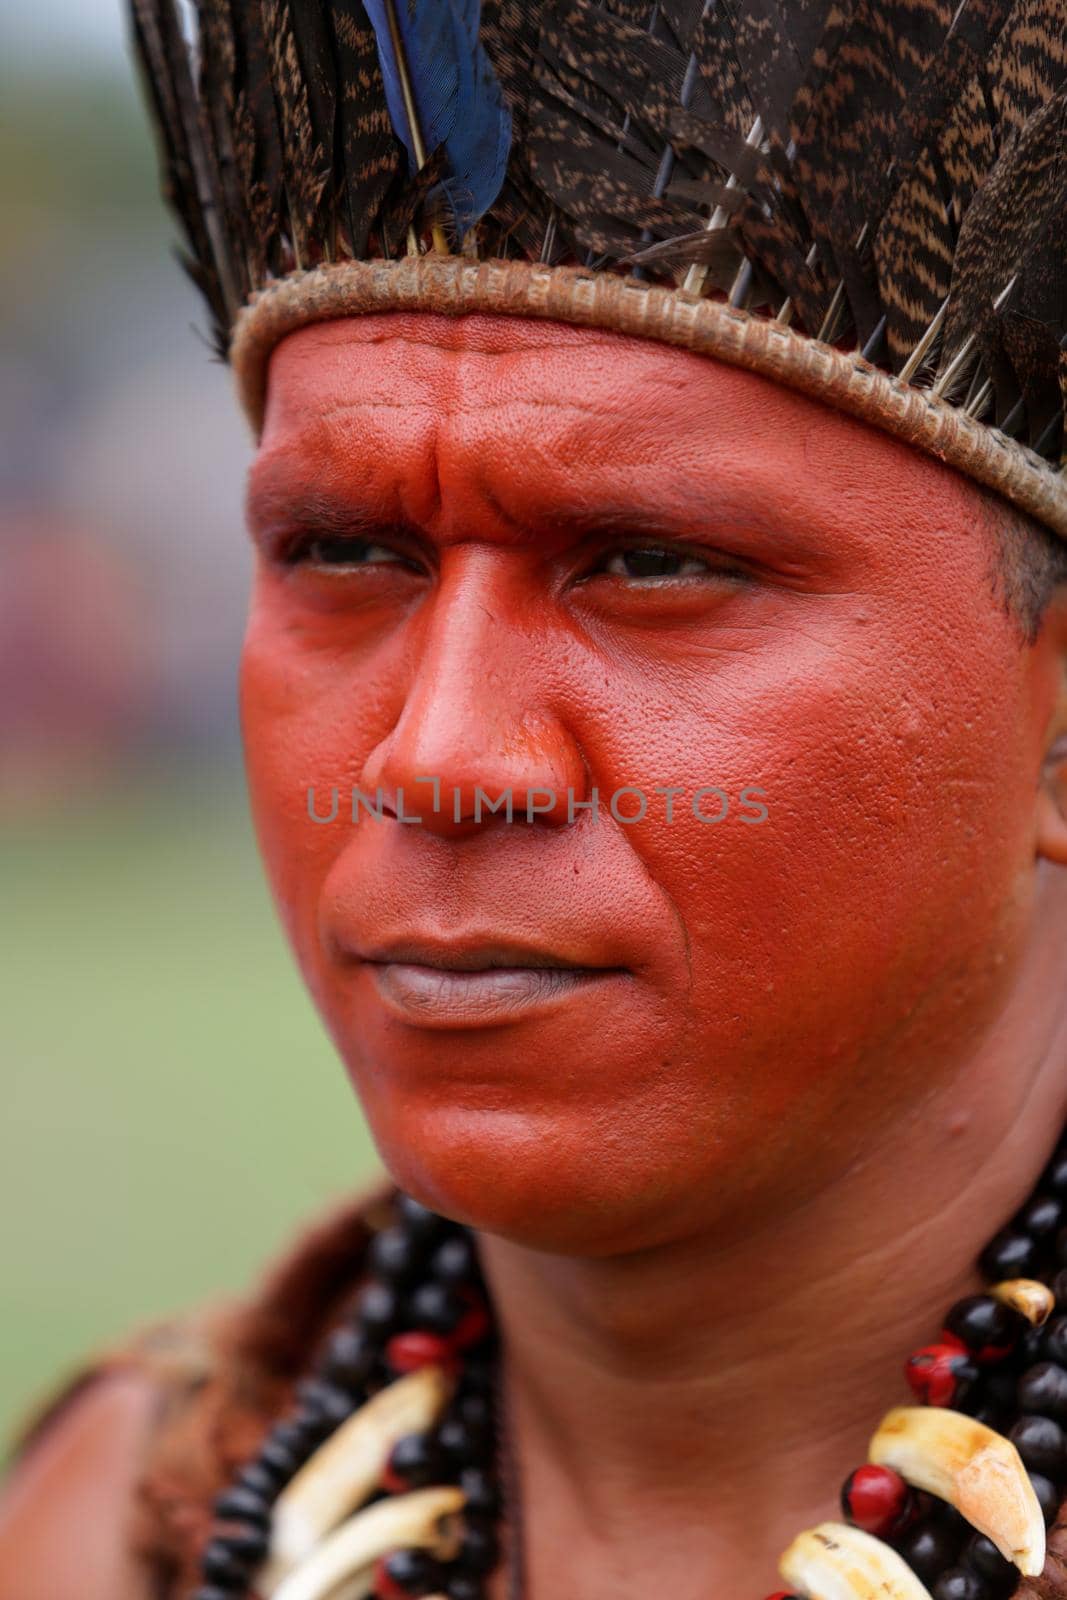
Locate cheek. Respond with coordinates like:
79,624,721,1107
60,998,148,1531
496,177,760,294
239,591,379,984
616,599,1036,1131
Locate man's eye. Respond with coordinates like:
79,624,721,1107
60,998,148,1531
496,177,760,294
289,536,411,569
599,545,714,580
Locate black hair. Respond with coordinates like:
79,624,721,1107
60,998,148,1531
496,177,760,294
985,501,1067,645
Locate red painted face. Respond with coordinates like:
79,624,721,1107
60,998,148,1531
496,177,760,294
241,312,1060,1254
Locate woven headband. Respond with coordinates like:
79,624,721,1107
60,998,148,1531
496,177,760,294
233,255,1067,539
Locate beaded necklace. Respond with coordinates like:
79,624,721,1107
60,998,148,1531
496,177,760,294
191,1139,1067,1600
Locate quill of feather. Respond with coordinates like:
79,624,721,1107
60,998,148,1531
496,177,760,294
361,0,512,245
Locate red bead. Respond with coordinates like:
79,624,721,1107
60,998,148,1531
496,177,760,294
940,1325,1014,1365
381,1459,409,1494
762,1593,802,1599
449,1299,491,1352
385,1331,456,1375
841,1464,913,1537
905,1342,977,1407
372,1555,409,1600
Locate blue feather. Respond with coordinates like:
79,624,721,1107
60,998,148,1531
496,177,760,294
362,0,512,237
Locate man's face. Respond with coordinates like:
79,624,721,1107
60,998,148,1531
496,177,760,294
240,313,1059,1254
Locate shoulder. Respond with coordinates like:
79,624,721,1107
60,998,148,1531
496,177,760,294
0,1178,393,1600
0,1368,162,1600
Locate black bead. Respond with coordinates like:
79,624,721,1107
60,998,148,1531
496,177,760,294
979,1229,1042,1282
324,1323,379,1387
258,1438,301,1480
1019,1361,1067,1419
298,1377,357,1428
1056,1226,1067,1269
961,1531,1016,1588
396,1193,452,1242
944,1296,1023,1357
387,1431,445,1489
459,1465,500,1516
932,1569,985,1600
1045,1316,1067,1367
213,1485,270,1527
457,1391,494,1431
200,1540,248,1587
381,1546,444,1594
438,1417,492,1466
1029,1470,1062,1525
1046,1152,1067,1197
289,1414,331,1452
369,1225,426,1285
929,1501,970,1539
408,1281,465,1336
445,1577,486,1600
1011,1413,1067,1478
432,1234,479,1285
987,1367,1023,1411
358,1281,401,1339
235,1460,283,1500
214,1525,269,1564
968,1403,1008,1430
1017,1323,1050,1368
191,1590,234,1600
1053,1267,1067,1307
1017,1193,1065,1239
900,1519,966,1581
458,1513,500,1574
271,1415,317,1457
461,1357,496,1393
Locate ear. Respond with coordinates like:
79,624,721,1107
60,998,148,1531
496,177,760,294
1036,590,1067,867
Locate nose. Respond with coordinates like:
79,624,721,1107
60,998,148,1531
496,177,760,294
358,557,590,839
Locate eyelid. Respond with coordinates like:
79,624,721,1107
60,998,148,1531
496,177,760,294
581,532,756,581
277,527,429,570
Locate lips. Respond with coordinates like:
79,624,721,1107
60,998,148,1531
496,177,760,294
344,934,627,1029
352,935,606,972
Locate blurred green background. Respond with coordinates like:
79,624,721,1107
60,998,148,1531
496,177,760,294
0,3,381,1446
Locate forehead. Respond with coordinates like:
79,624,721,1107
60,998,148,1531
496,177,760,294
255,310,978,560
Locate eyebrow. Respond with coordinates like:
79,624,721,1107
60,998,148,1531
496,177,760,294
244,470,816,571
245,482,422,545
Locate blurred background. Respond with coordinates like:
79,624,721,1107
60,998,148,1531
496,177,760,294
0,0,380,1448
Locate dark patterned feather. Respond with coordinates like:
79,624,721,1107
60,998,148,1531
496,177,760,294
130,0,238,345
262,0,332,266
331,2,402,257
126,0,1067,474
943,87,1067,365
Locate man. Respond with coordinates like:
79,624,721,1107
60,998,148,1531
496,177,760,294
3,3,1067,1598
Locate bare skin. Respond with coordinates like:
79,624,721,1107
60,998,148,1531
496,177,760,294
241,314,1067,1597
0,1373,158,1600
4,312,1067,1596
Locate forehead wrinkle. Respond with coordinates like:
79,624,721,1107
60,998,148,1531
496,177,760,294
312,393,635,425
264,389,821,556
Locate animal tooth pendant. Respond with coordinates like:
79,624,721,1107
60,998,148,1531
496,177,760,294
869,1405,1045,1575
990,1278,1056,1326
258,1366,454,1590
264,1486,464,1600
779,1521,935,1598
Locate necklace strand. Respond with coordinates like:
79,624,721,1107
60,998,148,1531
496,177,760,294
496,1348,526,1600
190,1145,1067,1600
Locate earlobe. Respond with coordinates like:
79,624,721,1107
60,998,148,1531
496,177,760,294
1038,735,1067,865
1032,586,1067,865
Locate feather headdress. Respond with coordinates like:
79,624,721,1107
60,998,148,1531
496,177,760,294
129,0,1067,535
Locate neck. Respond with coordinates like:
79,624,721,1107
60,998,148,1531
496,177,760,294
476,888,1067,1598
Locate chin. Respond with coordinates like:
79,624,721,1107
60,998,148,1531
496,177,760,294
361,1094,601,1243
347,1087,711,1256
